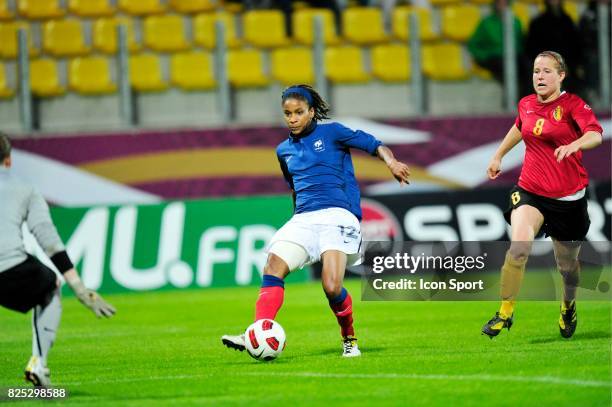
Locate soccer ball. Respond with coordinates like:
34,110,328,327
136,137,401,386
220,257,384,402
244,319,286,361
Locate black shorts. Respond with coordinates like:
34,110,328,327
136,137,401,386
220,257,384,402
0,256,58,313
503,185,590,241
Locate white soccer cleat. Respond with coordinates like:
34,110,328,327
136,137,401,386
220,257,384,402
221,334,246,352
342,337,361,357
24,356,51,387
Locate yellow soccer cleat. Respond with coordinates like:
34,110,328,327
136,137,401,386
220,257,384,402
559,301,577,339
482,312,513,338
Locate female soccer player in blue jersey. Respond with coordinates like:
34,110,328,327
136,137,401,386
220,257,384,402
222,85,410,357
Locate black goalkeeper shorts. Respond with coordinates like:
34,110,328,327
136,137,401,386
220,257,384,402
503,185,590,241
0,256,58,313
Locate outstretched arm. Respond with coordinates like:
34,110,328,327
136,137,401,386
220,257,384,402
27,189,115,318
376,145,410,185
488,125,522,180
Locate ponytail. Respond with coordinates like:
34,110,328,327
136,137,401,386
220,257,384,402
0,132,11,161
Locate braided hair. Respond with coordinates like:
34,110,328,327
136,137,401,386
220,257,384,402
281,84,330,121
0,132,11,161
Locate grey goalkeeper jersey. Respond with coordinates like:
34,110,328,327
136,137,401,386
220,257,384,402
0,167,65,272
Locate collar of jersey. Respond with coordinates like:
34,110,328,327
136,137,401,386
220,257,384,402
536,90,567,106
289,120,317,141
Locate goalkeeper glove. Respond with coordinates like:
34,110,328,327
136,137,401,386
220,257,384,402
65,273,116,318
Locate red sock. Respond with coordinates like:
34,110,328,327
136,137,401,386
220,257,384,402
255,276,285,320
329,288,354,338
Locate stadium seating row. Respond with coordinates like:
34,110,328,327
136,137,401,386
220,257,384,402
0,0,215,19
0,0,584,20
0,43,475,97
0,3,582,58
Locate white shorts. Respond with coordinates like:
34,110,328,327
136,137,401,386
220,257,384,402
266,207,363,271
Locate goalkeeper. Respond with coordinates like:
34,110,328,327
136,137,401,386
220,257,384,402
0,133,115,387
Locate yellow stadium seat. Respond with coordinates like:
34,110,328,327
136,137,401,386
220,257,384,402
169,0,215,14
0,0,14,20
68,0,115,17
68,56,116,95
30,58,65,97
324,45,370,83
292,8,339,45
512,3,531,32
470,0,492,4
227,49,269,87
243,10,289,48
565,2,580,23
343,7,387,45
129,54,167,92
372,43,411,82
17,0,64,19
222,1,243,14
429,0,460,5
271,46,314,85
0,22,37,58
170,51,215,90
392,6,439,41
441,4,481,42
118,0,165,16
0,63,14,98
93,17,140,54
144,15,190,52
422,43,470,80
193,12,240,49
42,19,89,57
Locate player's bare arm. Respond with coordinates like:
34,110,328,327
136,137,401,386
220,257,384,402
488,125,522,180
554,130,603,162
376,145,410,184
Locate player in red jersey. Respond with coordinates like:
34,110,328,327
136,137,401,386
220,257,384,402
481,51,603,339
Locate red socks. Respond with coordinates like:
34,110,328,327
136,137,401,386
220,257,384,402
328,288,355,338
255,275,285,321
255,276,355,339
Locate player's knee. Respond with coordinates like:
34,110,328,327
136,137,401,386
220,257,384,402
507,241,531,263
263,262,285,279
263,254,289,279
322,278,342,299
507,249,529,264
267,241,307,276
557,258,579,279
39,286,60,309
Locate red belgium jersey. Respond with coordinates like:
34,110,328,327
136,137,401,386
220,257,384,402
514,92,603,198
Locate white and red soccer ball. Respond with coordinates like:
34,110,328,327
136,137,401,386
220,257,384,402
244,319,286,361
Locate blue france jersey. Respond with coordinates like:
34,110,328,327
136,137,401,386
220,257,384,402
276,121,382,220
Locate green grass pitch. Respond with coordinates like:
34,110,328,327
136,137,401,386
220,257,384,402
1,280,610,406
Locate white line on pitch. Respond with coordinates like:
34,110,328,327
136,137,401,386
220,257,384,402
242,371,610,388
62,371,609,389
